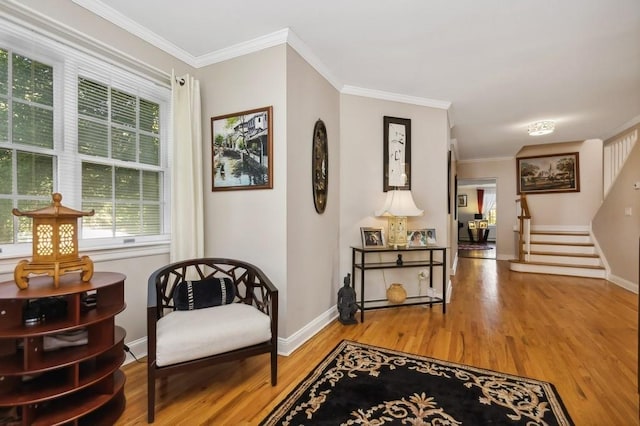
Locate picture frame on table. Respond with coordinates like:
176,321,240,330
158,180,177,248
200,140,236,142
383,116,411,192
211,106,273,191
361,227,385,248
425,229,437,245
517,152,580,194
407,229,427,247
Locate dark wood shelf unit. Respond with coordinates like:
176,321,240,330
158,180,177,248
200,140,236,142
0,272,126,425
351,245,447,322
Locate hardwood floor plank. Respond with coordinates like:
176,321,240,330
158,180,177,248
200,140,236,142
116,258,638,425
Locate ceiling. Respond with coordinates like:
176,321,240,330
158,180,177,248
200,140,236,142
72,0,640,160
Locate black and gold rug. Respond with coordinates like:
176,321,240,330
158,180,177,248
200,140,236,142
261,340,573,425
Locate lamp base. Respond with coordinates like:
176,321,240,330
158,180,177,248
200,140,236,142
387,216,408,248
14,256,94,290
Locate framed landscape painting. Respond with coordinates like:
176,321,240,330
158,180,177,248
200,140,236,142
211,106,273,191
517,152,580,194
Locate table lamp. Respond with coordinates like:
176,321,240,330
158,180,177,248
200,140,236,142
375,190,423,248
12,193,95,289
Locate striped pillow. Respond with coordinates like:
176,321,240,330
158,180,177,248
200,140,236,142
173,278,236,310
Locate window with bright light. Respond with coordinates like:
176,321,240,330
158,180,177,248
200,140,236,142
487,205,497,226
0,27,169,253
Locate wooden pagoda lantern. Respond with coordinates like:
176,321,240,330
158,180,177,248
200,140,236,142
12,193,95,290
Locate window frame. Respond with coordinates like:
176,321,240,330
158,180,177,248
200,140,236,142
0,20,171,260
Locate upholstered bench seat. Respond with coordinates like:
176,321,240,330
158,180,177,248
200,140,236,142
155,303,272,367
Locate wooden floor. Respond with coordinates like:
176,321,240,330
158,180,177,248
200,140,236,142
116,258,638,425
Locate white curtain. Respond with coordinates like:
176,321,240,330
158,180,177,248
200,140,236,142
482,189,496,219
170,71,204,262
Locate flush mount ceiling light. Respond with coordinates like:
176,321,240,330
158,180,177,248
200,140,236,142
528,120,555,136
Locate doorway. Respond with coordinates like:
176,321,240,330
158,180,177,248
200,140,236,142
457,178,497,259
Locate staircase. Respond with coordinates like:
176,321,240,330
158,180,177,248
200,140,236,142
509,229,606,278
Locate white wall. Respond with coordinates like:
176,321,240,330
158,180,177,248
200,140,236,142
457,158,517,260
340,94,449,300
593,140,640,287
285,47,341,336
516,139,603,226
197,46,289,335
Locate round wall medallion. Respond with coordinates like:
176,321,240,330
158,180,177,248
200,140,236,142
312,119,328,213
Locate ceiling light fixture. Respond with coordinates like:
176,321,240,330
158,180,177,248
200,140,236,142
528,120,555,136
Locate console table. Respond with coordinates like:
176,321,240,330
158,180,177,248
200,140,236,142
351,246,447,322
0,272,126,425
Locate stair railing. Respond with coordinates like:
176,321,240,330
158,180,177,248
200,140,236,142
516,194,531,262
604,126,638,198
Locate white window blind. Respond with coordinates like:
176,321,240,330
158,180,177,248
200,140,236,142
0,18,170,254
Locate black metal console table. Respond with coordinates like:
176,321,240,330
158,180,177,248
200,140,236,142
351,245,447,322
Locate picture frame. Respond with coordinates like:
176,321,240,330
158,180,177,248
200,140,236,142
425,228,437,245
478,220,489,229
383,116,411,192
517,152,580,194
407,229,427,247
361,227,385,248
211,106,273,191
467,221,476,230
457,194,467,207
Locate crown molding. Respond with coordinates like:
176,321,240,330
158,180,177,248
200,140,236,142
341,85,451,110
195,28,289,68
71,0,197,66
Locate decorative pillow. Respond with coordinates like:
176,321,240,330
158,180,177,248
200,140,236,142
173,277,236,311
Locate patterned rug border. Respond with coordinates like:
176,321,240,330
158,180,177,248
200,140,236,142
261,339,574,425
458,243,494,250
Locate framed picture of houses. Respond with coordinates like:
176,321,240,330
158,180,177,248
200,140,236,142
517,152,580,194
211,106,273,191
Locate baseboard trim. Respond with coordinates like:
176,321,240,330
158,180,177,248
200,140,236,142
607,273,639,294
123,336,147,366
278,306,338,356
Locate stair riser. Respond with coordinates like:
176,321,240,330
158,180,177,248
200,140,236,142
525,244,597,254
510,262,606,279
529,234,592,244
528,254,602,266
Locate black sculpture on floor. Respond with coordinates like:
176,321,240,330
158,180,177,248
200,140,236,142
337,273,357,325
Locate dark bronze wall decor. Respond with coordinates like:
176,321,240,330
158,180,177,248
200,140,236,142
312,119,328,213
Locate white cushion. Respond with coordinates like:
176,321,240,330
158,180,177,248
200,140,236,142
155,303,271,367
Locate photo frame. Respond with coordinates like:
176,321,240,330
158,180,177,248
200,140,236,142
383,116,411,192
407,229,427,247
517,152,580,194
361,227,385,248
425,228,437,245
457,194,467,207
211,106,273,191
478,220,489,229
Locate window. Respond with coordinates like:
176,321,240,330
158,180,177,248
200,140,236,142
0,25,169,255
78,78,162,239
487,205,497,226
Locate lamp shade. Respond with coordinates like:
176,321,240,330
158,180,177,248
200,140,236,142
375,190,424,217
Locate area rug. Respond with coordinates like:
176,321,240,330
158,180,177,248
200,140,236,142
261,340,573,425
458,243,494,250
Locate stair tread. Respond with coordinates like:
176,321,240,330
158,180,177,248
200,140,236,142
509,259,605,270
524,241,595,247
530,231,590,236
529,251,599,258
